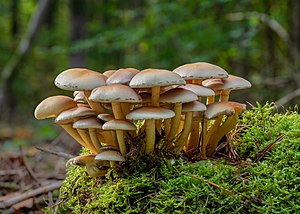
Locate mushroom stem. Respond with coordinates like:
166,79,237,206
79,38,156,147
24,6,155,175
206,96,215,104
84,91,106,113
145,119,155,154
111,102,125,119
220,90,231,101
204,116,223,148
89,129,102,152
60,124,89,149
163,118,171,136
192,79,203,85
173,111,193,153
151,86,160,107
116,130,127,156
77,129,98,154
206,114,238,156
200,118,208,157
186,119,200,151
166,103,182,141
121,103,131,116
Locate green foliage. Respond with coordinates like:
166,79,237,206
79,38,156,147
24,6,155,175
50,103,300,213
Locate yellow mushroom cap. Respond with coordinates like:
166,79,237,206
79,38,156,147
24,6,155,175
173,62,228,80
204,102,235,119
73,118,103,129
102,119,136,131
126,106,175,120
203,75,251,91
95,150,125,162
34,95,77,120
55,106,96,124
159,88,198,104
90,84,142,103
182,101,207,112
106,68,140,85
129,68,186,88
54,68,106,91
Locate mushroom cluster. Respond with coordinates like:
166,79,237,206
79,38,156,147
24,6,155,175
34,62,251,177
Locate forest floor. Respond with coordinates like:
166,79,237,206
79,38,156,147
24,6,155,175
0,128,81,213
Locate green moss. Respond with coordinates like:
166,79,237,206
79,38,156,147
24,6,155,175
48,103,300,213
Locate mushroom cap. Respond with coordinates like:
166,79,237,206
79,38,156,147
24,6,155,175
34,95,77,120
55,106,96,124
54,68,106,91
95,150,125,162
89,84,142,103
126,106,175,120
159,88,198,104
178,84,215,97
102,69,117,78
73,91,86,102
129,68,186,88
227,101,246,113
173,62,228,80
102,119,136,131
204,75,251,91
182,101,207,112
73,118,103,129
97,113,114,122
204,102,235,119
106,68,140,85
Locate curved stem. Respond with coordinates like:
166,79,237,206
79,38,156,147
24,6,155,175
173,112,193,153
116,130,126,156
186,119,200,151
206,114,238,156
200,118,208,157
167,103,182,141
89,129,102,153
60,124,87,148
205,116,223,148
220,90,231,101
163,118,171,136
84,91,106,113
77,129,98,154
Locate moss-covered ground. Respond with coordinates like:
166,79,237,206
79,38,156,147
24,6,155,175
51,103,300,213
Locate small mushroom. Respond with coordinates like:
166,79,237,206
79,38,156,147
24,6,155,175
66,154,110,177
126,107,175,154
95,150,125,168
102,119,136,156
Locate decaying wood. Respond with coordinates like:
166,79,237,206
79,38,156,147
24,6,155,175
0,180,62,209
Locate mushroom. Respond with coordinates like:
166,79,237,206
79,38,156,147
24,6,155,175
66,154,110,177
202,102,235,157
73,118,103,153
126,107,175,154
95,150,125,168
89,84,142,120
173,62,228,85
129,68,186,107
173,101,207,153
34,96,90,150
55,106,98,154
203,75,251,102
54,68,107,113
102,119,137,156
206,102,246,156
102,69,117,78
159,88,198,148
106,68,140,85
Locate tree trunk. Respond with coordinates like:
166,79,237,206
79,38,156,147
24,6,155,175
69,0,87,67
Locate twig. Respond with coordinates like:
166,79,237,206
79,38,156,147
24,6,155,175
19,146,42,186
275,88,300,106
183,173,234,195
255,135,284,162
0,180,63,209
35,146,74,159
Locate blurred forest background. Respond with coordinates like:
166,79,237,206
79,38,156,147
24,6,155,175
0,0,299,154
0,0,299,211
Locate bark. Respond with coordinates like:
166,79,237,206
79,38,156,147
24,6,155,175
69,0,87,67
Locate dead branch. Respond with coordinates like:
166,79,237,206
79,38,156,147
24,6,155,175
35,146,74,159
275,88,300,106
0,180,62,209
